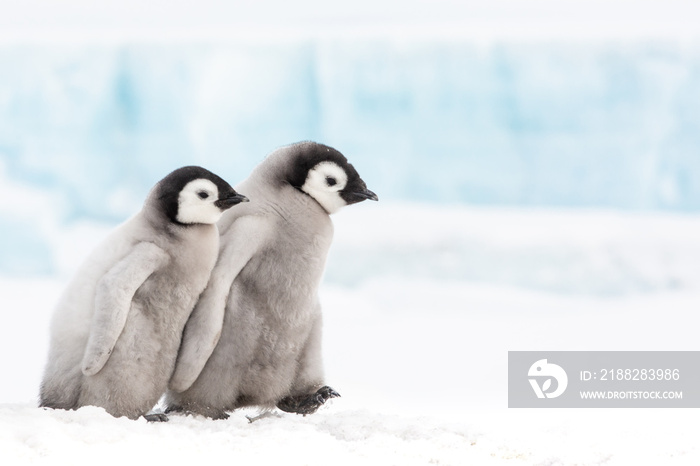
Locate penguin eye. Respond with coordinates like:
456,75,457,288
326,177,337,187
197,191,209,199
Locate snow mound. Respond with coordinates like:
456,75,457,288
329,203,700,294
1,404,698,465
0,404,478,466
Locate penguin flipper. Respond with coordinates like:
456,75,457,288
169,216,269,392
81,242,168,376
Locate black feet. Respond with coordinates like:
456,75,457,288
164,404,229,420
163,404,182,414
277,386,341,415
143,412,169,422
210,411,230,420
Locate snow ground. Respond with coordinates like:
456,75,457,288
1,204,699,464
2,404,699,465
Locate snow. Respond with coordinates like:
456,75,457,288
328,203,700,294
2,204,699,464
1,3,699,461
2,404,698,465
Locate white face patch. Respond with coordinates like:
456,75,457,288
176,179,224,224
300,161,349,214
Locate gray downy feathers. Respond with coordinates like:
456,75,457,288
39,166,248,420
166,142,377,419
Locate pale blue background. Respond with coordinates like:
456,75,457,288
1,1,699,276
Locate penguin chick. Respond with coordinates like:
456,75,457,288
39,166,248,421
166,142,377,419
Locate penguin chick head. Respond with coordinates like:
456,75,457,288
288,142,378,214
156,166,249,225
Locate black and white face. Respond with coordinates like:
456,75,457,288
177,179,230,224
292,144,378,215
300,161,350,214
158,166,248,225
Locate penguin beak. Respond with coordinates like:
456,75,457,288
344,188,379,204
215,192,249,209
361,189,379,201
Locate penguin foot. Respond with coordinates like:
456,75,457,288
164,403,229,420
210,411,230,420
143,413,169,422
246,411,283,424
277,386,341,415
164,404,183,415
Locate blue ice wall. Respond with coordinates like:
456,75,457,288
1,38,700,274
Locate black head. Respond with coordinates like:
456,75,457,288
286,142,378,214
156,166,248,225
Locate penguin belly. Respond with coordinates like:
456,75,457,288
79,276,202,419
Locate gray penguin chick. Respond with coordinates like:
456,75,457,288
39,166,248,421
166,142,378,419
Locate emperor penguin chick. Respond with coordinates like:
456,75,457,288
166,142,378,419
39,166,248,421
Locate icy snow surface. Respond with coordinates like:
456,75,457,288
2,204,699,464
